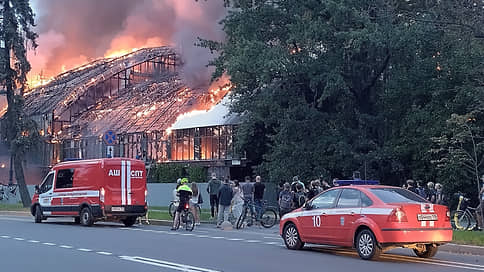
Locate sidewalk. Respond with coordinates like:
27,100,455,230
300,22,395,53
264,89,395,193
2,210,483,256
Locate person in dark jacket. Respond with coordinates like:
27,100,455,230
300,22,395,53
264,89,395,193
207,173,221,218
217,179,233,227
406,179,417,194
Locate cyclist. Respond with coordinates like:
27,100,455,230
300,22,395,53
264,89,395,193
171,178,192,230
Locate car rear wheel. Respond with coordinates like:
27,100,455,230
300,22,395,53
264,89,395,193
414,244,438,258
283,223,304,250
34,205,42,223
122,216,137,227
356,229,381,260
80,207,94,227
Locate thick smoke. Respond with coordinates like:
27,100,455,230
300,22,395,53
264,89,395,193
29,0,226,87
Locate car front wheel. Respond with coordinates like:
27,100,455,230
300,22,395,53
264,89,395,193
34,205,42,223
414,244,438,258
356,229,381,260
283,223,304,250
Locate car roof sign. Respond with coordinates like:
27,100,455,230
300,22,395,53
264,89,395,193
335,179,380,186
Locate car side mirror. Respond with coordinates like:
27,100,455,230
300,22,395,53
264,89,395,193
304,202,313,210
35,185,39,193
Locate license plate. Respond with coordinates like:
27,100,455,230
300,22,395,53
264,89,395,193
417,214,438,221
112,207,125,212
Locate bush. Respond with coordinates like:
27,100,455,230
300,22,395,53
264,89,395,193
187,166,208,183
148,163,207,183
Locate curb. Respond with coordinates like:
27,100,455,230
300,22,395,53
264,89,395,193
440,243,484,256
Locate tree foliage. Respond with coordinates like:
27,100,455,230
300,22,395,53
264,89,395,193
201,0,484,199
0,0,38,207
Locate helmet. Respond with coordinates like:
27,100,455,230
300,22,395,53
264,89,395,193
181,177,189,184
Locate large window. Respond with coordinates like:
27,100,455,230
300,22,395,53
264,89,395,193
170,125,237,161
56,169,75,189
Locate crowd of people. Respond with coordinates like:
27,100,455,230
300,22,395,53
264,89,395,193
277,176,333,218
403,179,447,205
172,173,266,229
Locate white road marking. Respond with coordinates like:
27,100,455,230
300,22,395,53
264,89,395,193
96,251,113,256
43,242,56,246
28,240,40,243
14,237,25,241
60,245,73,249
245,240,261,243
263,242,279,245
180,233,195,236
196,235,209,238
263,236,280,240
1,235,11,238
227,238,243,241
119,256,221,272
210,236,224,239
77,248,92,252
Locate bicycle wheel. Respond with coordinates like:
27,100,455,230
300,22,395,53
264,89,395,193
260,208,277,228
169,202,177,218
451,210,470,230
185,211,195,231
236,207,247,229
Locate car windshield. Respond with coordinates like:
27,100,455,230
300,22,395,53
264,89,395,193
370,188,428,204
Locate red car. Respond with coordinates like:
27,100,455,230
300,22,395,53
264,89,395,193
279,185,452,260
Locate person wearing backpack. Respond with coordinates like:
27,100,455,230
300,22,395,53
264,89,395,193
293,183,306,208
278,183,294,217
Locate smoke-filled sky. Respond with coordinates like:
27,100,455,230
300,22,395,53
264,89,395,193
28,0,226,87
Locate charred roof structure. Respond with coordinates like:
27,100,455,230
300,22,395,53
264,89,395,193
18,46,245,181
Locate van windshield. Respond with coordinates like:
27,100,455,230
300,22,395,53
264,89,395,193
370,188,428,204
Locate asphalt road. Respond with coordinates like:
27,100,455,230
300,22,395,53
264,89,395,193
0,215,483,272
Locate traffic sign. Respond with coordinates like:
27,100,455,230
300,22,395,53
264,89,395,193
103,130,116,145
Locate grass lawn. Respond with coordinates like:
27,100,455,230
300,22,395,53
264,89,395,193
148,206,213,221
453,230,484,246
0,203,29,211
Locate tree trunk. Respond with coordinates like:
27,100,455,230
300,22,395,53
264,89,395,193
13,153,31,207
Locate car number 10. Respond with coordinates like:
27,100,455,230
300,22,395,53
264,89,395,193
312,215,321,227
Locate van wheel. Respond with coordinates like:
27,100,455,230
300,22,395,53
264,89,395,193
74,217,80,224
283,223,304,250
34,205,42,223
414,244,438,258
356,229,381,260
80,207,94,226
122,216,137,227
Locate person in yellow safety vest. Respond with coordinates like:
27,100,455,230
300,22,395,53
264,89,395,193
171,178,193,230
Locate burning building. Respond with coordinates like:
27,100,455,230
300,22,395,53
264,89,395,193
16,47,245,181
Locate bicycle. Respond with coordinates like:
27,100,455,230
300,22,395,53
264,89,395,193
169,200,201,218
236,199,277,229
173,202,195,231
451,194,480,231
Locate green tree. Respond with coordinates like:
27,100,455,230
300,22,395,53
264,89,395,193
0,0,38,206
431,112,484,204
202,0,483,185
